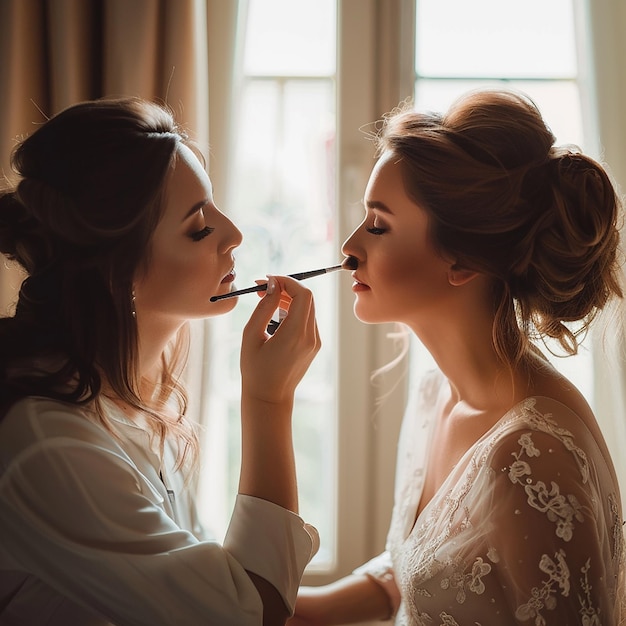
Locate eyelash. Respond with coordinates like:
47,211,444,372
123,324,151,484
190,226,215,242
366,226,387,235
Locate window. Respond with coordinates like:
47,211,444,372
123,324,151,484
197,0,339,570
196,0,590,591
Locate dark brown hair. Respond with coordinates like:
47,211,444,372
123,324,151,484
0,97,198,469
375,90,623,367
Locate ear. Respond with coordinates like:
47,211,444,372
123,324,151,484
447,263,479,286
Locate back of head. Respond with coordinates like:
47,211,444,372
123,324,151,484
376,89,623,364
0,97,185,407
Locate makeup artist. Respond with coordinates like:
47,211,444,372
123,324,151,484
0,97,320,626
290,89,626,625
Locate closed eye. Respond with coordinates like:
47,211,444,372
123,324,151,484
366,226,387,235
190,226,215,241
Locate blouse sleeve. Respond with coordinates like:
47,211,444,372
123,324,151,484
0,402,318,625
485,411,625,625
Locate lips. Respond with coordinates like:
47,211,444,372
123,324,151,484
352,273,367,287
221,269,236,284
351,273,370,291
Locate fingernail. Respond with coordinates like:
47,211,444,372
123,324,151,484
266,276,276,295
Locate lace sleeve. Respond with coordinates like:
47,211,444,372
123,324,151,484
486,420,625,625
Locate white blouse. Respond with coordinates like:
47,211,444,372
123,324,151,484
0,396,319,625
357,370,626,625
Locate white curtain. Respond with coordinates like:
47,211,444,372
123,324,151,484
579,0,626,506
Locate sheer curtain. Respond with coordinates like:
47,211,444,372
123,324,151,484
580,0,626,506
0,0,220,314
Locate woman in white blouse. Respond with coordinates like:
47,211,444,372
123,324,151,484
0,97,320,625
291,89,626,625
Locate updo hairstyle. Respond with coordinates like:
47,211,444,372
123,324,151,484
376,90,623,367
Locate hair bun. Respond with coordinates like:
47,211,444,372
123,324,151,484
512,147,622,352
547,148,617,250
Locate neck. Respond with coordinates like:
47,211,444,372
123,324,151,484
136,314,186,382
407,305,528,412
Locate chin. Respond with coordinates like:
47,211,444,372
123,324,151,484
353,302,398,325
211,296,238,315
353,304,380,324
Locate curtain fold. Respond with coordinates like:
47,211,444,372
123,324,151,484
0,0,217,313
580,0,626,506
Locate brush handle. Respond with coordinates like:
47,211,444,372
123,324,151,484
288,264,343,280
211,283,267,300
210,263,345,302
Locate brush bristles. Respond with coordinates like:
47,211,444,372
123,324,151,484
342,256,358,270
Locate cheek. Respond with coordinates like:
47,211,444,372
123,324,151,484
352,248,420,322
366,242,450,312
374,244,424,288
149,248,195,286
137,244,219,307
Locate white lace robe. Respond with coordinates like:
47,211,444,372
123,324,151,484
358,370,626,625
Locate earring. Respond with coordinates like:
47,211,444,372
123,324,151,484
131,289,137,318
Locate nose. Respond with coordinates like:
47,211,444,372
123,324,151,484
220,212,243,252
341,225,362,265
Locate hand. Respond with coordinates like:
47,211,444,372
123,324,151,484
240,275,320,405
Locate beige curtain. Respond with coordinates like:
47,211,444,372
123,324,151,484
0,0,242,315
578,0,626,505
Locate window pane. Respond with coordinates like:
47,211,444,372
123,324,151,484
230,79,336,294
244,0,336,76
230,81,338,567
416,0,577,78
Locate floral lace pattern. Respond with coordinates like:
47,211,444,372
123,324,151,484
509,432,585,542
379,392,625,626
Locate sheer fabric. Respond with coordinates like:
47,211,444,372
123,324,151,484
358,370,626,625
0,397,318,625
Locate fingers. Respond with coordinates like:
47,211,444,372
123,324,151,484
246,275,317,340
244,277,283,337
268,276,319,344
254,279,292,311
241,275,321,403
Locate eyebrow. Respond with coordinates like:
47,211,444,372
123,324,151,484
364,200,394,214
182,199,208,222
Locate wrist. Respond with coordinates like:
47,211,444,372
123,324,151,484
241,393,294,420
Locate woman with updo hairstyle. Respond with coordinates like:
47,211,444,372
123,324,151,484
291,90,626,625
0,97,321,626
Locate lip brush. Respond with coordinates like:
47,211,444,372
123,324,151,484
210,256,358,302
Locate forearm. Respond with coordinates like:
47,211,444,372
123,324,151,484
239,394,298,513
294,574,393,624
